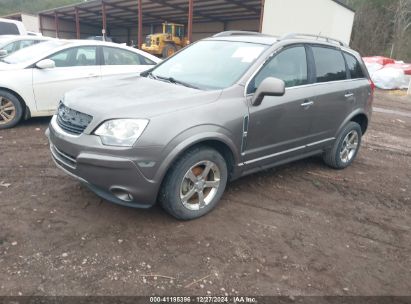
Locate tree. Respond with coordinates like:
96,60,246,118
390,0,411,59
347,0,411,61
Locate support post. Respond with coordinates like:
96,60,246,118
102,2,107,41
127,28,131,46
54,12,59,38
188,0,194,44
259,0,265,33
138,0,143,49
75,7,80,39
39,14,44,35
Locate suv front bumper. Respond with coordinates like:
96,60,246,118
46,116,160,208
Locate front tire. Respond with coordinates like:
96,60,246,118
159,147,228,220
162,44,177,58
0,90,23,129
323,121,362,169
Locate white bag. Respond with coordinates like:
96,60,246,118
372,67,409,90
365,62,383,76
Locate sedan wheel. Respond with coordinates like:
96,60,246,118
0,90,23,129
0,96,16,126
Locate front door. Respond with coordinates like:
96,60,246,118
32,46,101,112
244,45,317,165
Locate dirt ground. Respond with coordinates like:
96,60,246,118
0,91,410,296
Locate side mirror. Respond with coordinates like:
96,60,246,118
0,50,8,58
36,59,56,69
252,77,285,106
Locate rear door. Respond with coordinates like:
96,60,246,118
100,46,156,79
343,51,370,112
32,45,101,112
307,45,352,141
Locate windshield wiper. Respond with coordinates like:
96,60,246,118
147,73,200,90
164,77,200,89
146,71,158,80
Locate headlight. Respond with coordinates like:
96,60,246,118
94,119,149,147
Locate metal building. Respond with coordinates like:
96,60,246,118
3,0,354,46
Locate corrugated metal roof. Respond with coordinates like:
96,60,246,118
40,0,262,28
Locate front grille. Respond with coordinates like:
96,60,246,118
57,103,92,135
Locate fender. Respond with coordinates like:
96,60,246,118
336,108,370,137
153,124,241,183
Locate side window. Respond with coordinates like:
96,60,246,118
103,47,142,65
19,40,36,49
75,47,97,66
48,46,97,67
0,22,19,35
344,52,365,79
139,54,156,65
2,42,17,52
312,46,347,83
249,46,308,93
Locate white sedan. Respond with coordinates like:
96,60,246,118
0,35,52,58
0,40,161,129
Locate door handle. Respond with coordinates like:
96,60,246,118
301,100,314,108
344,92,354,98
88,74,99,78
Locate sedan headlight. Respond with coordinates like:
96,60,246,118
94,119,149,147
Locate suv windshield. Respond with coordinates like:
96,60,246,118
151,40,268,90
2,40,66,64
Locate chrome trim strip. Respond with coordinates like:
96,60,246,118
51,115,81,138
51,156,88,184
50,144,76,170
306,137,335,147
239,137,335,166
53,144,76,163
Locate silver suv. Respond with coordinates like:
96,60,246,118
47,32,374,220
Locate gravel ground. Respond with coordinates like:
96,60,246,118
0,90,410,296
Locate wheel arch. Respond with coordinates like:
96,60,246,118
338,110,369,136
154,133,240,190
350,113,368,135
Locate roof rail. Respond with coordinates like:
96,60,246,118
280,33,347,47
213,31,265,38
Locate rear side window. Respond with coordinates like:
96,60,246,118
0,22,19,35
312,46,347,83
249,46,308,93
103,47,141,65
344,52,365,79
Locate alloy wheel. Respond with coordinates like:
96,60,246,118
0,96,16,125
180,160,221,211
340,130,359,163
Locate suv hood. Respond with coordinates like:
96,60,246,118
64,76,222,120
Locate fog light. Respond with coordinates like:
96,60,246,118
111,188,134,202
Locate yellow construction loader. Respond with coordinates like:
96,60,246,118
142,23,190,58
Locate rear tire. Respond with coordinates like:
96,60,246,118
162,44,177,58
159,147,228,220
0,90,23,129
323,121,362,169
